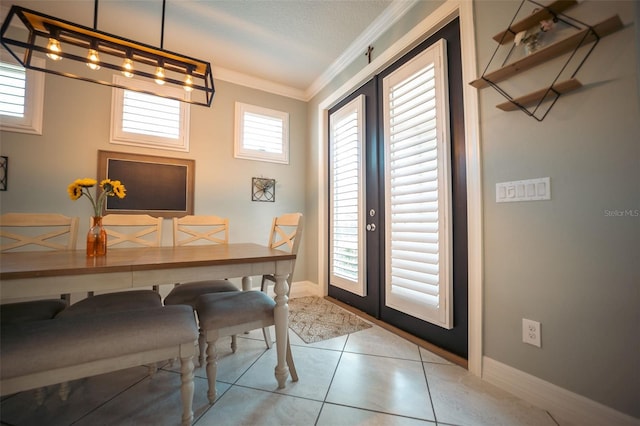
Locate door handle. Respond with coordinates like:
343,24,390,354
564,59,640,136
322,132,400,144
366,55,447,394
366,223,376,232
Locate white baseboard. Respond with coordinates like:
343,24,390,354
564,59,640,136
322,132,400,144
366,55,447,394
289,280,321,298
483,357,639,426
262,280,321,299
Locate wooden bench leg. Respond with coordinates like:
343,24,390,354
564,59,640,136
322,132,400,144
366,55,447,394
180,354,195,426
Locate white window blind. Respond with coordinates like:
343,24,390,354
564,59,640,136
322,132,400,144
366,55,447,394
383,39,453,329
0,62,25,117
110,75,190,151
0,57,44,134
235,102,289,164
122,91,180,139
329,95,366,296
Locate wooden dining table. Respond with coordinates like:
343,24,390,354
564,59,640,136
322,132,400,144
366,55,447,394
0,243,296,389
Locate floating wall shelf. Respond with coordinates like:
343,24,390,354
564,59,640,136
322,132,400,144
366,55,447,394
470,0,624,121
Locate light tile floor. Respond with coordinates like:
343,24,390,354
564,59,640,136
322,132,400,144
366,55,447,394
1,301,561,426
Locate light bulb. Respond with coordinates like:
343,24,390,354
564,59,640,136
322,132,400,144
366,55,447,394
86,49,100,70
154,66,165,85
122,58,134,78
46,38,62,61
183,74,193,92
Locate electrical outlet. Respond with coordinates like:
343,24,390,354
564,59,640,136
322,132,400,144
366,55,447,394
522,318,541,347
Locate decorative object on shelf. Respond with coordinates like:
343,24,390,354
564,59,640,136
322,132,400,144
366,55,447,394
514,11,556,55
470,0,623,121
252,177,276,202
0,0,215,107
67,178,126,257
0,156,7,191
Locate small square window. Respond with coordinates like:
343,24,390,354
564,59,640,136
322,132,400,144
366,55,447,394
234,102,289,164
110,75,190,152
0,57,44,135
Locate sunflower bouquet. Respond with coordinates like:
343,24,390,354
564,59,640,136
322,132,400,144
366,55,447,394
67,178,126,217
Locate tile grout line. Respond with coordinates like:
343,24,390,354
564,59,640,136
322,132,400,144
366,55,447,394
313,330,349,425
419,347,440,425
68,367,152,425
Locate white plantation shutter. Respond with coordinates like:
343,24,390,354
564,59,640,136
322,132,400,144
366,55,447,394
0,62,25,117
235,102,289,164
111,75,190,151
243,112,284,153
329,95,366,296
383,39,453,329
0,58,44,134
122,91,181,139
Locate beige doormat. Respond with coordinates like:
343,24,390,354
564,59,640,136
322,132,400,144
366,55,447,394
288,296,372,343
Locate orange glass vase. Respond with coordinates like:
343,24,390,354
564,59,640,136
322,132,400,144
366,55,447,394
86,216,107,257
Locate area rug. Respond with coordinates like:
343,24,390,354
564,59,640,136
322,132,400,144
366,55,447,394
288,296,372,343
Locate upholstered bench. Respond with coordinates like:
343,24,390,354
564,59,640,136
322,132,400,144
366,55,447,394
0,299,68,325
0,305,199,425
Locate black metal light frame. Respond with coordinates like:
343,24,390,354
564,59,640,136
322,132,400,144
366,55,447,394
0,4,215,107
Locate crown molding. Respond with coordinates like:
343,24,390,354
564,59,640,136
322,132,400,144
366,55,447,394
216,0,418,101
212,66,307,101
305,0,419,100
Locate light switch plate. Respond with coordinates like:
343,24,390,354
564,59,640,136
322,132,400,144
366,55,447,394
496,177,551,203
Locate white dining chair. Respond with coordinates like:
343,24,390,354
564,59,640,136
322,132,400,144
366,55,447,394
0,212,79,252
164,215,239,365
193,213,303,402
0,212,80,403
0,212,79,304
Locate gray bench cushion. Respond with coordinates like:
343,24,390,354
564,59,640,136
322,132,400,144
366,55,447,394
164,280,238,307
56,290,161,318
195,291,275,329
1,305,197,379
1,299,67,325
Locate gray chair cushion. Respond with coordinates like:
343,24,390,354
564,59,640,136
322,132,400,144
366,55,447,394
1,305,198,379
1,299,67,325
56,290,162,318
195,291,275,329
164,280,238,307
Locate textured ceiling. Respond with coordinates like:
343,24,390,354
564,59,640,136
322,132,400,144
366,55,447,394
1,0,398,98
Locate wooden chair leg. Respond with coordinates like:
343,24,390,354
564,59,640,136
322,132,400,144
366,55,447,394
147,363,158,377
205,339,218,403
58,381,70,401
198,329,206,366
286,338,298,382
35,387,45,405
262,327,273,349
180,355,195,426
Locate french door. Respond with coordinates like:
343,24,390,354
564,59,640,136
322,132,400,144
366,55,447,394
328,19,468,358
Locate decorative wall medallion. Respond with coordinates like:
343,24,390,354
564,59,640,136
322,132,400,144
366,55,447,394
252,177,275,202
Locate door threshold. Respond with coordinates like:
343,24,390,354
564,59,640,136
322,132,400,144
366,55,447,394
325,296,468,369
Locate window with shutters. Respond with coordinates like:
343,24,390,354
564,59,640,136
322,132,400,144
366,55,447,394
234,102,289,164
329,95,366,296
0,58,44,135
382,39,453,329
110,75,190,152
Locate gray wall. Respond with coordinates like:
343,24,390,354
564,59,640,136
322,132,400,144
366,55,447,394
0,75,308,283
307,0,639,419
477,0,639,418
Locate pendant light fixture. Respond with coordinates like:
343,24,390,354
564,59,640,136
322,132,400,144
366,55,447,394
0,0,215,107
